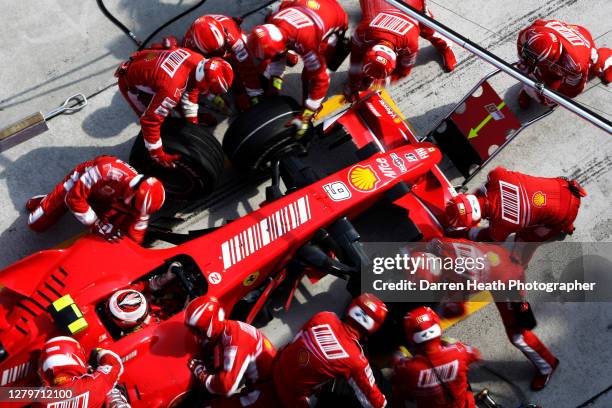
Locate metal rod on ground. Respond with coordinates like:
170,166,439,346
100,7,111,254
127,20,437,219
385,0,612,135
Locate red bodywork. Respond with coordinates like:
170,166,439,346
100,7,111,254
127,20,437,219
0,92,454,407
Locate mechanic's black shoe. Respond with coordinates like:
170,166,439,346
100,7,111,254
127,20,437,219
531,358,559,391
26,195,46,212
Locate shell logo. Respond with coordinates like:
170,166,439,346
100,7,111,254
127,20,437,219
307,0,320,10
348,165,380,192
485,251,501,267
532,191,546,207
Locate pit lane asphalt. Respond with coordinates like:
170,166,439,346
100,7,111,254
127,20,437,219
1,0,611,406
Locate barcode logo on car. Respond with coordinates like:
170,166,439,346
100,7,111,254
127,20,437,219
221,196,311,269
1,361,30,385
370,12,415,35
311,324,349,360
499,181,520,224
417,360,459,388
161,49,191,78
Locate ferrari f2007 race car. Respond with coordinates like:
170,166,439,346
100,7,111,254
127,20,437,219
0,91,456,407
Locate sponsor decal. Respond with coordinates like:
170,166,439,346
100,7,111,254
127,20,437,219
275,8,314,29
390,153,407,173
415,147,429,159
417,360,459,388
405,152,418,162
243,271,260,287
221,196,312,269
1,362,31,386
366,102,382,117
323,181,352,201
378,97,399,120
122,350,138,363
375,157,396,178
160,48,191,78
532,191,546,207
47,392,90,408
370,12,415,35
306,0,320,10
144,52,156,61
485,251,501,267
297,349,310,366
348,165,380,192
311,324,349,360
499,181,521,225
208,272,222,285
485,103,505,121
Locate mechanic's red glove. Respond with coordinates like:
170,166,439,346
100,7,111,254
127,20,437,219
286,50,299,67
287,108,315,139
188,358,208,383
150,147,181,168
92,219,123,243
96,349,124,376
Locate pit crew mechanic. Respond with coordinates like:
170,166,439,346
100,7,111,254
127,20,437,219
37,336,130,408
181,15,264,108
346,0,456,99
116,48,234,167
185,296,277,408
413,238,560,391
272,293,388,408
516,19,611,107
247,0,349,137
26,155,165,244
392,307,481,408
445,166,586,264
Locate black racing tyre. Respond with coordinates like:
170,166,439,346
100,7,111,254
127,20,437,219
129,118,224,200
222,95,309,172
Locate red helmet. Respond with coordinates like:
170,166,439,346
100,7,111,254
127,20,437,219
133,176,165,215
39,336,87,385
188,16,227,55
345,293,388,335
363,43,397,80
195,57,234,94
445,194,482,228
248,24,287,60
108,289,149,330
404,306,442,345
518,28,561,66
185,296,226,340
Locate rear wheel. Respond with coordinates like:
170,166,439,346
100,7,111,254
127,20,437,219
129,118,224,200
222,96,310,172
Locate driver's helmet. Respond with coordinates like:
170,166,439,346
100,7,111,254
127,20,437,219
108,289,149,330
39,336,88,385
345,293,388,336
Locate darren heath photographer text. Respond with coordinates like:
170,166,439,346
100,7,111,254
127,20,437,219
370,254,596,293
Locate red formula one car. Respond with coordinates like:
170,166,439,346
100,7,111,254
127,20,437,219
0,92,455,407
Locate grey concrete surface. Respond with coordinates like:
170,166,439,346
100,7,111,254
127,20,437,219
0,0,611,406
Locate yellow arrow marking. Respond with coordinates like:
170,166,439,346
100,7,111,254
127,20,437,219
468,101,506,139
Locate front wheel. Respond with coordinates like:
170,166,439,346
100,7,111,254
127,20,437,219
129,118,225,200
